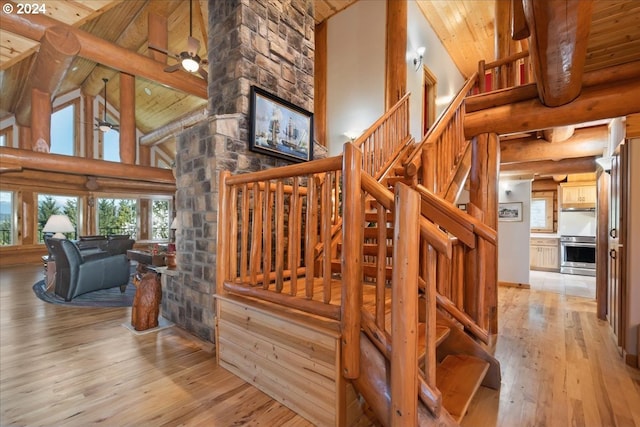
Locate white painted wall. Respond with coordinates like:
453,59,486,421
498,179,532,285
626,137,640,360
326,0,386,156
406,1,465,141
326,1,466,155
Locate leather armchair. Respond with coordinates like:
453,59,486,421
47,238,131,301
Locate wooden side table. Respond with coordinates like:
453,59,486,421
42,256,56,292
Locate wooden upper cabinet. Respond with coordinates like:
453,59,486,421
560,182,596,209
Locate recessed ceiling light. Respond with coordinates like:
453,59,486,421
144,87,152,96
72,66,78,71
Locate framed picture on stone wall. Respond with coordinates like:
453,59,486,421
249,86,314,163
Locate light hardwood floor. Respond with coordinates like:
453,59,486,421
1,265,639,426
0,265,313,427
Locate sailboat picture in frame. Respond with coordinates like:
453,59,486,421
249,86,314,163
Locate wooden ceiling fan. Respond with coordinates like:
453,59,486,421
95,78,119,133
149,0,208,80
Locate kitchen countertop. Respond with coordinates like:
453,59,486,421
530,233,560,239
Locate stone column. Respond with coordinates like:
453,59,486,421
162,0,315,343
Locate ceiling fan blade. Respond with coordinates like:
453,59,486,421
187,36,200,55
164,63,182,73
198,67,208,80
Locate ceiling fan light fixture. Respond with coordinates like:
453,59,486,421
182,55,200,73
99,124,111,133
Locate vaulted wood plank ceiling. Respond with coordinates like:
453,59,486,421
1,0,639,162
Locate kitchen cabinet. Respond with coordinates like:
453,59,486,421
530,237,559,271
560,182,596,209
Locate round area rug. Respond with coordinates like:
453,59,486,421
32,280,136,308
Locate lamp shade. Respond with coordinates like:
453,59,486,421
170,217,179,230
42,215,75,239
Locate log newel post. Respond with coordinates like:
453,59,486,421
342,142,363,379
391,183,420,426
217,171,232,296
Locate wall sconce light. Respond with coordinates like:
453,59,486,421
343,130,363,142
42,214,75,239
413,46,426,71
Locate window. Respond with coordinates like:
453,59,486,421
151,200,170,240
37,194,79,242
50,104,76,156
0,191,13,245
97,198,137,238
102,127,120,162
531,192,554,233
0,124,13,147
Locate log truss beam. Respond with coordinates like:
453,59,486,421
501,125,608,164
0,1,207,99
500,156,596,177
464,77,640,138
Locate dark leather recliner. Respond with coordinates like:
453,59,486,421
47,238,131,301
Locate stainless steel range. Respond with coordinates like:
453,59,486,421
560,235,596,276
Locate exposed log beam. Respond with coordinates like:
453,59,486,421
501,126,607,164
542,126,574,143
500,156,596,176
0,2,207,99
0,147,174,184
522,0,593,106
464,77,640,137
15,26,81,127
466,60,640,113
139,108,208,147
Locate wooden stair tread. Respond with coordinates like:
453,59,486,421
416,323,451,359
436,354,490,423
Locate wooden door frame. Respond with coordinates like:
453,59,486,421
422,66,437,137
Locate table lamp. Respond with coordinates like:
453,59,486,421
42,215,75,239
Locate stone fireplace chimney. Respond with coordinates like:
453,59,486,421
162,0,315,342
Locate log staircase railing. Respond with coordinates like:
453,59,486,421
217,156,344,320
403,75,477,197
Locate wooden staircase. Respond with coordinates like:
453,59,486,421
214,59,530,424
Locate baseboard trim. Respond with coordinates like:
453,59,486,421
498,281,531,289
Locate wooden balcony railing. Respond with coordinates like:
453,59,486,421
477,50,533,93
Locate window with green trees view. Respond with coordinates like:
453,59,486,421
1,191,13,245
97,198,137,238
37,194,79,242
151,199,170,240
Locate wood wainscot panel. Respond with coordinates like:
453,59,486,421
215,295,367,426
0,244,47,267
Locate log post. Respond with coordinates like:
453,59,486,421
31,89,51,152
469,133,499,334
385,0,407,110
83,94,94,159
391,183,420,426
314,21,327,146
119,72,136,165
18,126,31,150
342,142,363,379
